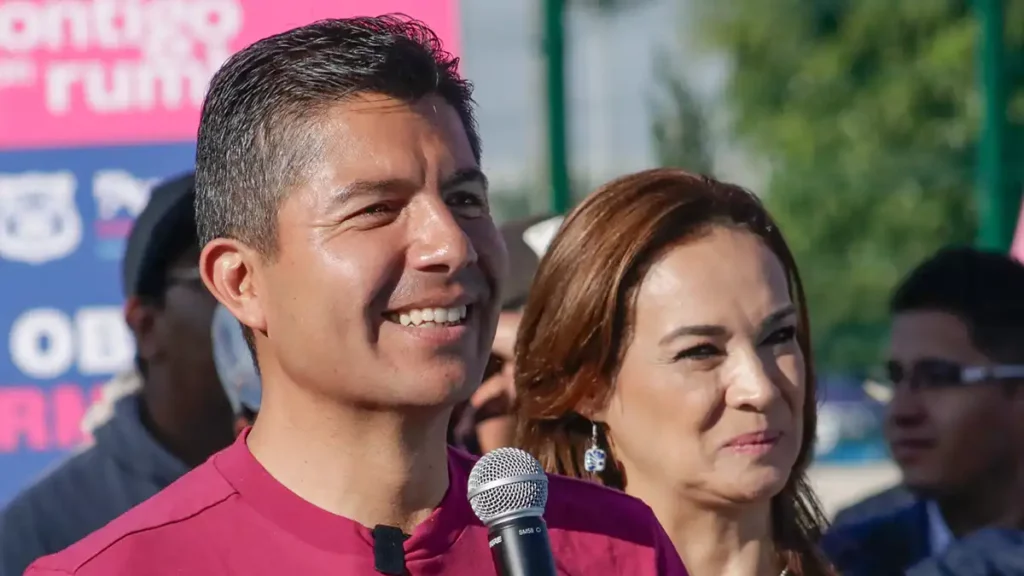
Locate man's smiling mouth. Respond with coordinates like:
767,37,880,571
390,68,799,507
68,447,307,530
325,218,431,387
385,305,469,327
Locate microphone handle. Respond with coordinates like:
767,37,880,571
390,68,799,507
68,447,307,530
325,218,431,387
487,515,557,576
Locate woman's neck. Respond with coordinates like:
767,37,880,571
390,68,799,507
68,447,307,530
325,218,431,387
628,480,781,576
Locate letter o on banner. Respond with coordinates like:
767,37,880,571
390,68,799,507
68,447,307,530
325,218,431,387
9,308,75,379
0,3,40,53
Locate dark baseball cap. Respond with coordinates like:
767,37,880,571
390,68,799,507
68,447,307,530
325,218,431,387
121,172,198,299
499,214,564,310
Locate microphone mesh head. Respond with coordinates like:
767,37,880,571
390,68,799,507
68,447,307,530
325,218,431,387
467,447,549,525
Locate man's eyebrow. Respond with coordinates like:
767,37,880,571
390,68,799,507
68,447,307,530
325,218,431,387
328,178,414,208
442,168,488,191
328,168,488,208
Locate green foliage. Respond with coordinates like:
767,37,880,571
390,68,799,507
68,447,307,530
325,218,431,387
649,53,716,174
673,0,1024,371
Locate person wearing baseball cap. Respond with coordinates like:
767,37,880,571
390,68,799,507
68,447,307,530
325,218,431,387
0,173,234,576
449,214,564,454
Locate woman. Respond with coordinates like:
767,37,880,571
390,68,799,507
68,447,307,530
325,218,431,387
515,169,833,575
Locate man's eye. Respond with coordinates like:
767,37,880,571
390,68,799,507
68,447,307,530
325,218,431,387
448,191,485,207
359,203,395,216
447,191,488,217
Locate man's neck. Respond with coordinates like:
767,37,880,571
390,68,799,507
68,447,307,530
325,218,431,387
935,463,1024,537
247,385,453,534
626,478,780,576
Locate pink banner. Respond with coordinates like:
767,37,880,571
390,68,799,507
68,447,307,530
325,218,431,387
0,0,459,150
0,382,105,453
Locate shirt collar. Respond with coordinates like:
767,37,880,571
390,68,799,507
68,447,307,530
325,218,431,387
213,428,475,559
925,499,955,554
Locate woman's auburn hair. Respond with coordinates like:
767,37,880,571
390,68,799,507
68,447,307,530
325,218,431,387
513,168,834,575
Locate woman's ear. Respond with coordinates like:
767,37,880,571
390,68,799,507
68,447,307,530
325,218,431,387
577,383,613,424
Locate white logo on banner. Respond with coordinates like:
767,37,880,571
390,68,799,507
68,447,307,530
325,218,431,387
0,171,83,264
8,307,135,380
93,170,158,219
0,0,244,114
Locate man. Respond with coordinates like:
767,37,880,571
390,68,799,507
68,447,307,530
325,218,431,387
907,528,1024,576
25,17,686,575
0,174,234,576
449,214,563,454
823,247,1024,575
831,483,914,527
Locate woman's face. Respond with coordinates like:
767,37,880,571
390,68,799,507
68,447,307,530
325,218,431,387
599,227,805,506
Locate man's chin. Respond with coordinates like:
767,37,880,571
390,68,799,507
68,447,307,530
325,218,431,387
386,367,478,407
901,471,949,500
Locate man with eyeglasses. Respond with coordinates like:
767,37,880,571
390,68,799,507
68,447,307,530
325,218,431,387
823,246,1024,575
0,173,235,576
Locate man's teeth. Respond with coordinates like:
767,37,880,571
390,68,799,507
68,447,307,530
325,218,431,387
396,305,468,327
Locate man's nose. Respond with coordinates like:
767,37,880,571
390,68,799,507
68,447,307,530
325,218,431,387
887,382,927,427
408,199,478,275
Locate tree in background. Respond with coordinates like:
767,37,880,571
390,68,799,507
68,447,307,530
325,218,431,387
661,0,1024,371
650,52,716,175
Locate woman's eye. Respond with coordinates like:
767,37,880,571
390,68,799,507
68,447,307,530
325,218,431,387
763,326,797,345
674,343,722,361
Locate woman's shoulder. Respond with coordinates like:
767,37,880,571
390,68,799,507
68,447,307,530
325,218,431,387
544,472,662,531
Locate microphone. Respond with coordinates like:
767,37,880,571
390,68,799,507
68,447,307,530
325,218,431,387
467,447,557,576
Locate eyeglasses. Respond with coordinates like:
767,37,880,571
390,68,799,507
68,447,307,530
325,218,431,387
878,359,1024,389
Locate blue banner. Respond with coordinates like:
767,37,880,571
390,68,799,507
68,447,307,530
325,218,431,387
0,143,195,505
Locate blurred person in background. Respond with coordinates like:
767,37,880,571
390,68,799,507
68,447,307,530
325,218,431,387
907,527,1024,576
830,484,914,527
515,169,834,575
823,247,1024,575
211,303,261,434
0,173,235,576
448,214,562,454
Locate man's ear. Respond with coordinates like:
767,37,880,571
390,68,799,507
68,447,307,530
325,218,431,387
124,295,161,363
200,238,267,333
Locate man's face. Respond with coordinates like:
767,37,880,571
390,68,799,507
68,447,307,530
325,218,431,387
253,94,507,408
132,246,235,450
885,310,1015,496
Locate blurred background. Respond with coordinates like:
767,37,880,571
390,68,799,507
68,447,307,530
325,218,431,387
1,0,1022,517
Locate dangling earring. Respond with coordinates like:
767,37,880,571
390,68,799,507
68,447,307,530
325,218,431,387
584,422,607,473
